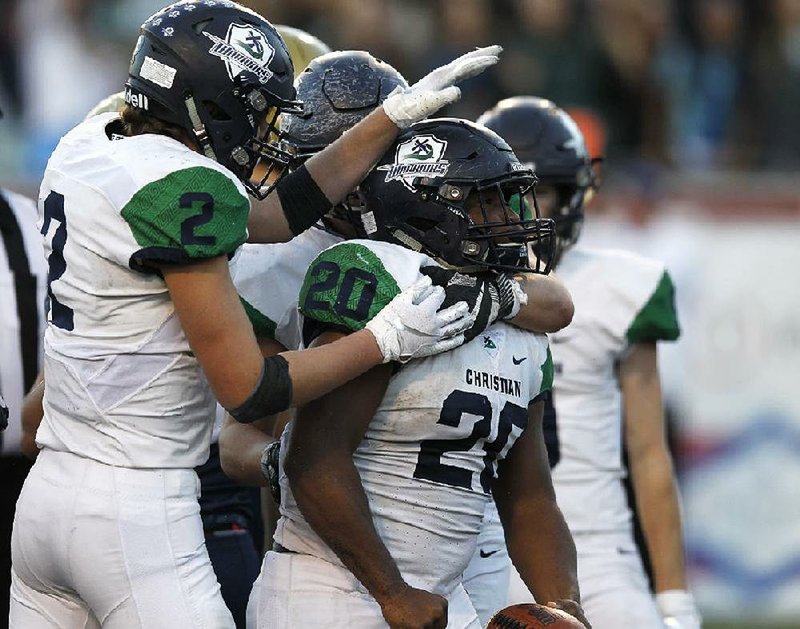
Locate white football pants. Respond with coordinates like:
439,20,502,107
9,449,234,628
249,550,481,629
462,500,510,625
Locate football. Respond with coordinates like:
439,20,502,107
486,603,584,628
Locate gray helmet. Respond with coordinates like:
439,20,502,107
280,50,407,166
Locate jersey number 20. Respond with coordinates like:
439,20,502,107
413,390,528,493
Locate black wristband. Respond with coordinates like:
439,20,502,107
275,164,332,236
228,355,293,423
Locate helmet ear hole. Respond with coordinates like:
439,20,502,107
202,101,232,122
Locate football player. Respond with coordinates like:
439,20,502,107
247,119,589,629
220,50,574,485
8,1,501,626
477,97,701,629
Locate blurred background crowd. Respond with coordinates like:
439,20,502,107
6,0,800,186
1,1,799,627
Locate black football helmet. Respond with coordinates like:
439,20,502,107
125,0,303,198
280,50,408,167
477,97,600,260
356,118,555,274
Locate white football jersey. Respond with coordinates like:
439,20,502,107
548,246,680,535
36,113,250,468
274,240,552,597
232,226,343,350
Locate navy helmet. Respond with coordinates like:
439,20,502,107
125,0,303,198
357,118,555,274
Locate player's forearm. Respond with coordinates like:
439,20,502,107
247,109,397,244
630,447,688,592
504,497,581,604
304,107,399,206
247,194,294,243
218,414,273,486
165,258,381,415
510,272,574,333
279,329,383,407
621,343,688,592
285,453,407,602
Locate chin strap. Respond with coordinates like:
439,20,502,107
184,94,216,161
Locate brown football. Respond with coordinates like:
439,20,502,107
486,603,584,628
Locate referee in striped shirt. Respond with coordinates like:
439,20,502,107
0,183,47,621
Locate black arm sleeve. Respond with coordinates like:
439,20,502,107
274,164,333,236
227,355,294,423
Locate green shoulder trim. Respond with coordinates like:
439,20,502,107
240,296,277,339
538,346,554,397
121,166,249,267
299,242,401,332
626,270,681,344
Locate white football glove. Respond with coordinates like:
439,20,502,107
366,276,470,364
657,590,702,629
382,45,503,129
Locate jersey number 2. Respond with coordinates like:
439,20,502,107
41,191,74,330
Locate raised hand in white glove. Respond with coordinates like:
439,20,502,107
366,276,470,363
657,590,702,629
382,45,503,129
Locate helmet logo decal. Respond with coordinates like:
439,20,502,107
204,23,275,84
378,134,449,191
124,86,150,110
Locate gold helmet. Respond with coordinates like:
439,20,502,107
275,25,331,78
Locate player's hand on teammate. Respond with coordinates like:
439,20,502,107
382,45,502,129
366,275,471,364
421,266,527,342
547,599,592,628
379,584,448,629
